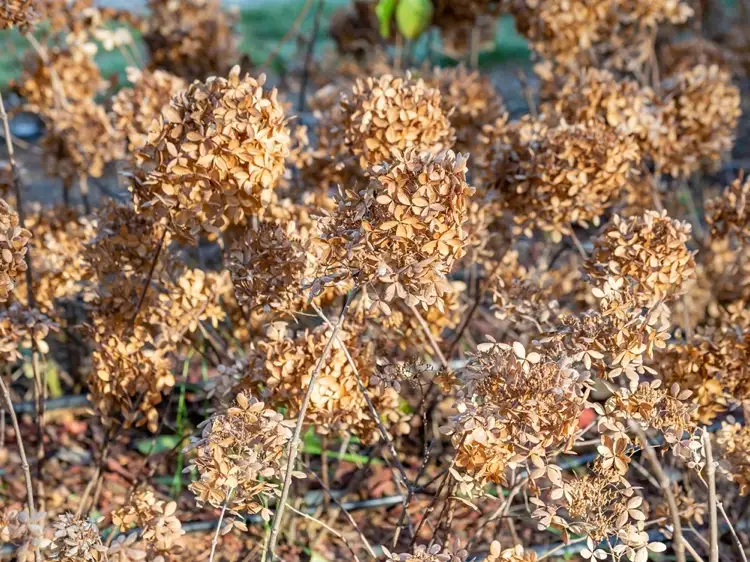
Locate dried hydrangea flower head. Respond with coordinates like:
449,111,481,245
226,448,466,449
19,44,102,112
320,149,472,312
227,218,314,313
1,0,39,30
585,211,696,307
600,380,695,445
89,332,175,432
427,65,506,154
133,65,291,243
543,68,658,145
143,0,240,82
0,198,31,302
648,65,741,177
483,118,640,241
716,422,750,495
111,67,186,152
341,73,456,169
50,513,107,561
446,341,587,490
433,2,502,57
0,304,57,363
659,329,750,423
241,321,410,442
0,508,50,562
187,392,294,520
41,100,125,186
384,543,468,562
112,488,184,555
15,205,95,314
706,175,750,244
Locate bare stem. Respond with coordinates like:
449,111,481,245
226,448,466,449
265,290,356,560
0,375,37,516
209,487,234,562
130,227,167,326
630,422,686,562
0,91,35,307
409,304,448,368
260,0,314,70
703,432,719,562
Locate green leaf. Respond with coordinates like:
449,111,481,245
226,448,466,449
375,0,398,38
395,0,433,40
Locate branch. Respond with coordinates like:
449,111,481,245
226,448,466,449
265,290,356,560
703,432,719,562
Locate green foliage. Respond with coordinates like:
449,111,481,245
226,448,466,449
375,0,398,38
395,0,433,39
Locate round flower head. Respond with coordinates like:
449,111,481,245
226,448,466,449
143,0,240,82
428,65,506,154
446,341,587,490
0,198,31,302
483,118,641,241
241,322,410,443
1,0,39,31
320,149,473,312
341,73,455,169
133,65,291,243
19,44,102,112
187,391,294,520
50,513,107,562
41,100,125,186
706,175,750,244
648,65,741,177
585,210,696,307
112,67,186,152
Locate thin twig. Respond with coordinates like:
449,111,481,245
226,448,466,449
285,503,362,562
209,487,234,562
297,0,324,112
703,432,719,562
0,375,36,517
260,0,314,70
130,228,167,326
0,91,34,307
630,422,686,562
266,290,356,560
409,304,448,368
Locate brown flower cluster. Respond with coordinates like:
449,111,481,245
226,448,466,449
648,65,741,177
89,332,175,432
491,119,640,241
0,198,31,302
445,341,587,491
111,67,187,152
384,544,468,562
485,542,538,562
320,149,472,312
41,101,125,185
132,65,291,243
111,488,184,555
0,509,50,562
187,392,294,520
428,66,506,154
143,0,240,82
706,175,750,244
0,0,39,30
19,45,102,112
584,210,695,307
227,218,315,314
341,73,456,169
0,304,57,362
716,422,750,495
240,322,410,442
661,328,750,423
50,513,106,562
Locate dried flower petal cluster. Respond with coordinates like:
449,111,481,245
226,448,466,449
0,0,39,30
716,422,750,495
187,392,294,519
706,175,750,243
50,513,106,562
320,149,472,311
111,488,184,555
341,73,456,169
133,65,290,242
0,198,31,302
